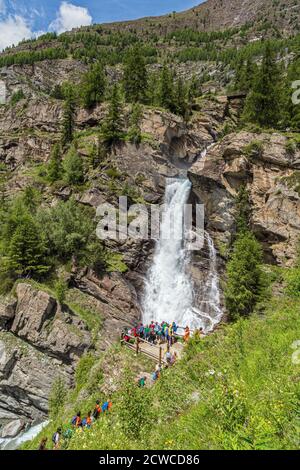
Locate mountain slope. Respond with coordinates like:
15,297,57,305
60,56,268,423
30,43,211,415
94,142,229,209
89,0,300,36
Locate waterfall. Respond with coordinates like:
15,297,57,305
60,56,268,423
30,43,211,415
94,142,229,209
142,176,222,332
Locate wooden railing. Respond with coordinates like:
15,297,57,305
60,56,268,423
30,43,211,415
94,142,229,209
121,334,166,365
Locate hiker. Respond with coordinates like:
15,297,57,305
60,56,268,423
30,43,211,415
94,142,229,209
165,349,172,364
131,326,137,337
38,437,47,450
102,400,110,412
149,329,156,344
85,411,92,428
184,326,190,342
144,325,150,341
138,323,144,338
168,324,173,346
93,400,102,420
164,324,169,344
138,376,146,387
172,321,178,334
152,370,158,381
108,400,113,411
52,427,61,450
72,411,82,427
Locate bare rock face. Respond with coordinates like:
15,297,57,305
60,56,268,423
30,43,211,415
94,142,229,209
0,284,92,424
72,270,140,350
11,283,91,362
0,334,73,422
189,131,300,265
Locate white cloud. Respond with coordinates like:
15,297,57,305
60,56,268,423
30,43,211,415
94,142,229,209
0,15,33,51
49,2,92,34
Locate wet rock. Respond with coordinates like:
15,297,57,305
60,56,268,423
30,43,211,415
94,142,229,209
0,419,25,438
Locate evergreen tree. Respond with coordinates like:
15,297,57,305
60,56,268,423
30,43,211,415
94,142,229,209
127,103,142,145
225,185,264,320
188,74,201,102
5,213,49,278
235,185,251,234
101,84,124,147
48,143,62,182
242,43,282,128
80,62,106,109
89,138,107,169
22,186,41,214
174,78,189,118
157,65,175,113
61,84,76,147
63,146,84,185
225,231,264,320
235,58,257,92
123,46,148,103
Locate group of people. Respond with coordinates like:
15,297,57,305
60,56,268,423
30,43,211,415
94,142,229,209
122,321,192,346
138,356,177,388
38,399,112,450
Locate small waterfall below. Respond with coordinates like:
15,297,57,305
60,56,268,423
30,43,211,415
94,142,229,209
142,176,222,332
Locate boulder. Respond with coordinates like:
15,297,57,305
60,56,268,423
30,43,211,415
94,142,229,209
0,419,25,438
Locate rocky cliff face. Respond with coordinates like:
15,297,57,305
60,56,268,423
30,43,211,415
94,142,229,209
190,131,300,265
0,53,298,432
0,283,90,425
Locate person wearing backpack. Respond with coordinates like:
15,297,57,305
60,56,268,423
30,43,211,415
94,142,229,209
86,411,92,428
102,400,109,412
93,400,102,420
75,411,82,427
52,428,61,450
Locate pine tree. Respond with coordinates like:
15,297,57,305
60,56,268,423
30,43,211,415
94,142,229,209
174,78,189,118
123,46,148,103
157,65,175,113
63,146,84,185
48,143,62,182
235,185,251,234
80,62,106,109
242,43,282,128
283,58,300,130
188,74,201,102
127,103,142,145
6,214,49,278
61,84,76,147
89,138,107,169
101,84,124,147
225,185,264,320
225,231,264,320
235,58,257,92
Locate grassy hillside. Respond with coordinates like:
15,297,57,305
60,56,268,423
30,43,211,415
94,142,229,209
23,267,300,451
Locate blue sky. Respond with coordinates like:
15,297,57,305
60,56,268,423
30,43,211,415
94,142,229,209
0,0,203,50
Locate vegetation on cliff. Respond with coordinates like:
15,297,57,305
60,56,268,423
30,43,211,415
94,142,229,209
23,268,300,450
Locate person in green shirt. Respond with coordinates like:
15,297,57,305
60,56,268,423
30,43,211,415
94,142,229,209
138,376,146,387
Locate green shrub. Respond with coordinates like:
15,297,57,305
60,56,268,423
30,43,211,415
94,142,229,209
10,89,25,106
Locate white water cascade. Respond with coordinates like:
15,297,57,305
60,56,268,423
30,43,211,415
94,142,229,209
142,176,222,332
